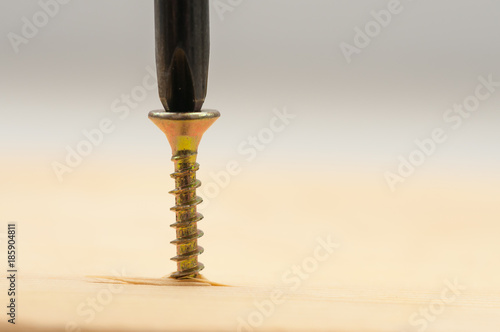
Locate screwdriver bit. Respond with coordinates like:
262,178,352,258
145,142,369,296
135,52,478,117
154,0,210,113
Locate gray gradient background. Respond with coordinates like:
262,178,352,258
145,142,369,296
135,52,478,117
2,0,499,172
1,0,500,283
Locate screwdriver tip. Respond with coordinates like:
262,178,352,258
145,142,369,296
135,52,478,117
154,0,210,113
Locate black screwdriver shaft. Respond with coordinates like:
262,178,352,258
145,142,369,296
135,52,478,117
154,0,210,113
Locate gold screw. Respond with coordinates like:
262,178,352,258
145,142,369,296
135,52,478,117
149,110,220,279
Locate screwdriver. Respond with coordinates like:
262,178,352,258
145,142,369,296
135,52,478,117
154,0,210,112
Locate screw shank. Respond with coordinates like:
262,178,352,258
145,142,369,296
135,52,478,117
148,110,219,279
170,152,204,278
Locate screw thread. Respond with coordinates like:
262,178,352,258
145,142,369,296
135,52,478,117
169,151,204,279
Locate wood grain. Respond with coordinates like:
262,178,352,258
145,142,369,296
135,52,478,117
1,166,499,331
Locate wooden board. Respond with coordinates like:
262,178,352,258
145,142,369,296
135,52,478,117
1,167,500,331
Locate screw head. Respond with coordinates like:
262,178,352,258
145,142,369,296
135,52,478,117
149,110,220,155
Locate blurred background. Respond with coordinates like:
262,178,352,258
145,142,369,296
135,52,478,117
1,0,499,292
